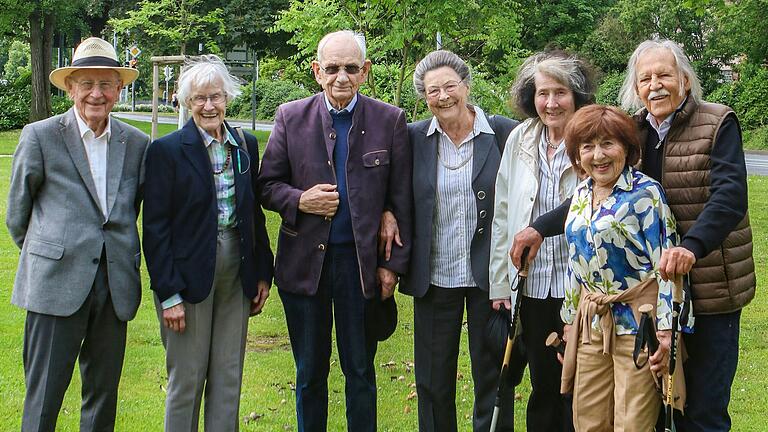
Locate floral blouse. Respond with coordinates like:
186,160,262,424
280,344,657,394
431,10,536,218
561,167,693,335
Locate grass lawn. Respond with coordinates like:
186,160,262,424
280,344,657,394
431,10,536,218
0,121,766,430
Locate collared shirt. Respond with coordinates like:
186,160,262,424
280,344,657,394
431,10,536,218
428,105,493,288
646,99,686,143
525,131,571,299
162,125,239,310
562,167,693,335
324,92,358,113
199,126,238,229
73,109,110,219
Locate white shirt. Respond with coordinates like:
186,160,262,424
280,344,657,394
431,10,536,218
74,109,110,219
646,99,686,143
427,106,494,288
525,133,570,299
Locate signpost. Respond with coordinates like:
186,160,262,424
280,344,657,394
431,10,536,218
129,44,140,112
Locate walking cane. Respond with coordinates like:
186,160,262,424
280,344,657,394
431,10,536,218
489,247,530,432
664,275,684,432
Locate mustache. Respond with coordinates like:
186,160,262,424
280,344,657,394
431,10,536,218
648,89,671,99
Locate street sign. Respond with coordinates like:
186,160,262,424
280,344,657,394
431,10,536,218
163,66,173,81
129,44,141,58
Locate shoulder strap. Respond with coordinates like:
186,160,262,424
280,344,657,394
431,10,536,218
485,113,507,154
234,126,248,154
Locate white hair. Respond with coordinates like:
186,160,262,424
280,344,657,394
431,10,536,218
317,30,366,64
177,54,242,109
619,39,703,112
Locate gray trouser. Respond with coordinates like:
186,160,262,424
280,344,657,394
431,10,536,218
22,251,126,432
158,228,250,432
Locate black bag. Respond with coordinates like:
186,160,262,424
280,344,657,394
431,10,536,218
485,305,528,386
365,294,398,342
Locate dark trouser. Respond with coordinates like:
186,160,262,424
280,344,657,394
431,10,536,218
22,252,126,432
520,295,573,432
279,244,377,432
673,310,741,432
414,285,514,432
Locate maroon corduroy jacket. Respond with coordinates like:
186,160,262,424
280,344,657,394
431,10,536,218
257,92,412,299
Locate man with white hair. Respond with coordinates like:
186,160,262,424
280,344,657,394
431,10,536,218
511,39,754,431
258,30,412,431
6,36,148,431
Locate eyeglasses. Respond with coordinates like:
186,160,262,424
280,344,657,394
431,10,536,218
190,93,226,106
426,80,464,99
75,80,119,92
319,64,362,75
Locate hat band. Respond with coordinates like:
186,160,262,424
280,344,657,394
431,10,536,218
71,56,121,68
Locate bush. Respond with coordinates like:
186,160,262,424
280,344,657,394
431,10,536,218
229,79,312,120
111,103,175,113
52,95,73,115
471,72,515,119
595,71,626,108
734,66,768,130
0,73,31,130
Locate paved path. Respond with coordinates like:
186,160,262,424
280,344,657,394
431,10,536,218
112,112,274,132
112,112,768,176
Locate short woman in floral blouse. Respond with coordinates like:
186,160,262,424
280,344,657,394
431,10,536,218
558,105,692,431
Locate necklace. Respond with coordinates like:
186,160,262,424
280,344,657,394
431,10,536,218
544,126,561,150
212,145,232,175
592,187,612,208
438,121,475,170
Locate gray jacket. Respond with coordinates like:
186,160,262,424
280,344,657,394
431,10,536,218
6,109,149,321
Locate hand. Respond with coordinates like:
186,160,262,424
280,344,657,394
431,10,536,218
649,330,672,376
659,247,696,281
510,227,543,269
558,324,572,364
250,280,271,316
378,267,398,299
492,299,511,311
299,184,339,217
378,210,402,261
163,303,186,333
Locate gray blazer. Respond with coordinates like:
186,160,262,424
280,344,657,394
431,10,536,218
400,112,518,298
6,108,149,321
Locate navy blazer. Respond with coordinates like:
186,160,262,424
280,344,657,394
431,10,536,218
143,119,274,303
400,113,518,298
258,93,412,299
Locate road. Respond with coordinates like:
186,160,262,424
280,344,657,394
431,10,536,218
112,112,274,132
112,112,768,176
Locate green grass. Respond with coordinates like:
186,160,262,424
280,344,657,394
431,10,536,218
0,122,766,430
744,126,768,151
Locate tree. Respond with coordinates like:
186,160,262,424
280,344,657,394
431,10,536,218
218,0,292,56
272,0,524,108
0,0,85,121
109,0,225,56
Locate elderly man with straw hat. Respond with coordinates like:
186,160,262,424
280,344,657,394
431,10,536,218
6,36,148,432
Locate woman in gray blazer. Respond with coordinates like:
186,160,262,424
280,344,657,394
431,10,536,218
393,50,519,432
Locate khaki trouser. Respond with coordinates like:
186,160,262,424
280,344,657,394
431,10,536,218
572,328,661,432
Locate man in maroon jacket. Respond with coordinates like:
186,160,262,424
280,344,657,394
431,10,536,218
257,30,412,432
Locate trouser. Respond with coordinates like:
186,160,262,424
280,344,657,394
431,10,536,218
520,295,573,432
159,228,250,432
413,285,515,432
573,329,660,431
22,249,126,432
674,310,740,432
279,244,378,432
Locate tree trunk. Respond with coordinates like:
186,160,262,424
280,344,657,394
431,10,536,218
394,42,409,108
29,7,53,121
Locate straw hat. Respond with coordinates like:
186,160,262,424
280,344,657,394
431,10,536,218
49,37,139,91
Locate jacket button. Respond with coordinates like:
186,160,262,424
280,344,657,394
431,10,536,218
477,227,485,234
361,130,366,135
329,131,336,140
92,258,99,264
479,210,487,218
327,160,332,166
477,191,486,200
318,244,325,250
374,159,380,166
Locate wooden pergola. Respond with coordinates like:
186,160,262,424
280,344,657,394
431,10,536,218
149,55,187,141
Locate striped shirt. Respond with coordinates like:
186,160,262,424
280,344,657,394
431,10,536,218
524,132,570,299
428,106,494,288
199,126,238,229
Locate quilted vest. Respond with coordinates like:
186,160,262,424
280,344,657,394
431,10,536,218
636,98,756,315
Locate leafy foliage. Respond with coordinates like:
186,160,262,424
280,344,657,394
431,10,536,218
595,71,626,108
228,79,312,120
